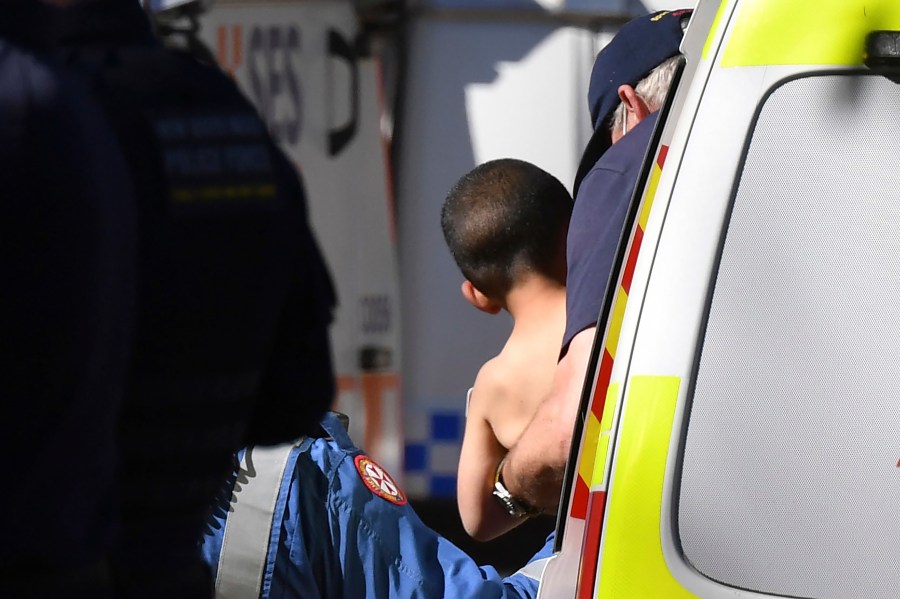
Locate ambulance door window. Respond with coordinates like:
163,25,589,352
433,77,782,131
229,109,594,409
678,73,900,599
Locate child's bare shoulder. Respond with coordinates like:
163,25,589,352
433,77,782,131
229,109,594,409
470,347,544,443
469,356,511,416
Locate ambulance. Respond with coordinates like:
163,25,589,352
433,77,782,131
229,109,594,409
537,0,900,597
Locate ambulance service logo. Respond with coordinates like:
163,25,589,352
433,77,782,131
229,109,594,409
354,454,407,505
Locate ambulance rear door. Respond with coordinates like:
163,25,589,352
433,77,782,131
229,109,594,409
543,0,900,597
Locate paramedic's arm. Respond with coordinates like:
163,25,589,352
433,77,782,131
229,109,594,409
501,328,594,510
457,377,526,541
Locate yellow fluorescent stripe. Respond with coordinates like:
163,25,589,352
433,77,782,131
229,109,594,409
605,290,628,359
578,412,601,485
702,0,729,60
638,165,660,231
598,376,698,598
589,383,619,488
723,0,900,67
590,434,610,487
599,382,619,432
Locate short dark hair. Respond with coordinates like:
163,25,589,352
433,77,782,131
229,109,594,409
441,158,573,299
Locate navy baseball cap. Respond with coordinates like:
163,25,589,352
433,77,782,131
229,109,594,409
588,9,692,131
573,9,692,195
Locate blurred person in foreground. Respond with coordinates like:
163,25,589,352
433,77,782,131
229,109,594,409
0,8,137,596
2,0,337,596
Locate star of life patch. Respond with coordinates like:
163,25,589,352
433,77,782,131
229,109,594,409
354,454,407,505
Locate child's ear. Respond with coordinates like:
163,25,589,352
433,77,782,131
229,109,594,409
461,280,502,315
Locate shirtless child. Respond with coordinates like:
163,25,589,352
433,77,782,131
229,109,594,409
441,159,572,541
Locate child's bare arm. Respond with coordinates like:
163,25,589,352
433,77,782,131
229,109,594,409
456,367,528,541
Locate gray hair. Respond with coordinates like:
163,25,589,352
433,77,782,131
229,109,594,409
608,55,681,136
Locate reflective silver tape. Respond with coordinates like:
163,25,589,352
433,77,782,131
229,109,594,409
515,556,552,582
215,443,296,599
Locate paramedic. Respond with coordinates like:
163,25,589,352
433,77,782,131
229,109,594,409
202,412,554,599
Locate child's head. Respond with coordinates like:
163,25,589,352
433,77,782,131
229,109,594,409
441,158,572,312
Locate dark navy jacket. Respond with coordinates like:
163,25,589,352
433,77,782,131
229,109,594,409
0,23,137,598
563,112,659,350
1,2,336,596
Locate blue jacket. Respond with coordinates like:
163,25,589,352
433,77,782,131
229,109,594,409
202,413,553,598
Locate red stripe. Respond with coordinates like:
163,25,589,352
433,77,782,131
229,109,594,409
620,225,643,294
576,491,608,599
591,350,614,421
374,58,399,243
571,148,668,598
570,475,590,519
657,144,669,168
216,26,226,68
233,26,243,71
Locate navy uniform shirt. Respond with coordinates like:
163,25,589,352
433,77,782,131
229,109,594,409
563,112,659,351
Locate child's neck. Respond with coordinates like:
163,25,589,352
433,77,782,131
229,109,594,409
504,277,566,331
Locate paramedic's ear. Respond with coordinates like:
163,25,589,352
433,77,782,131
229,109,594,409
461,281,501,315
617,84,651,129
